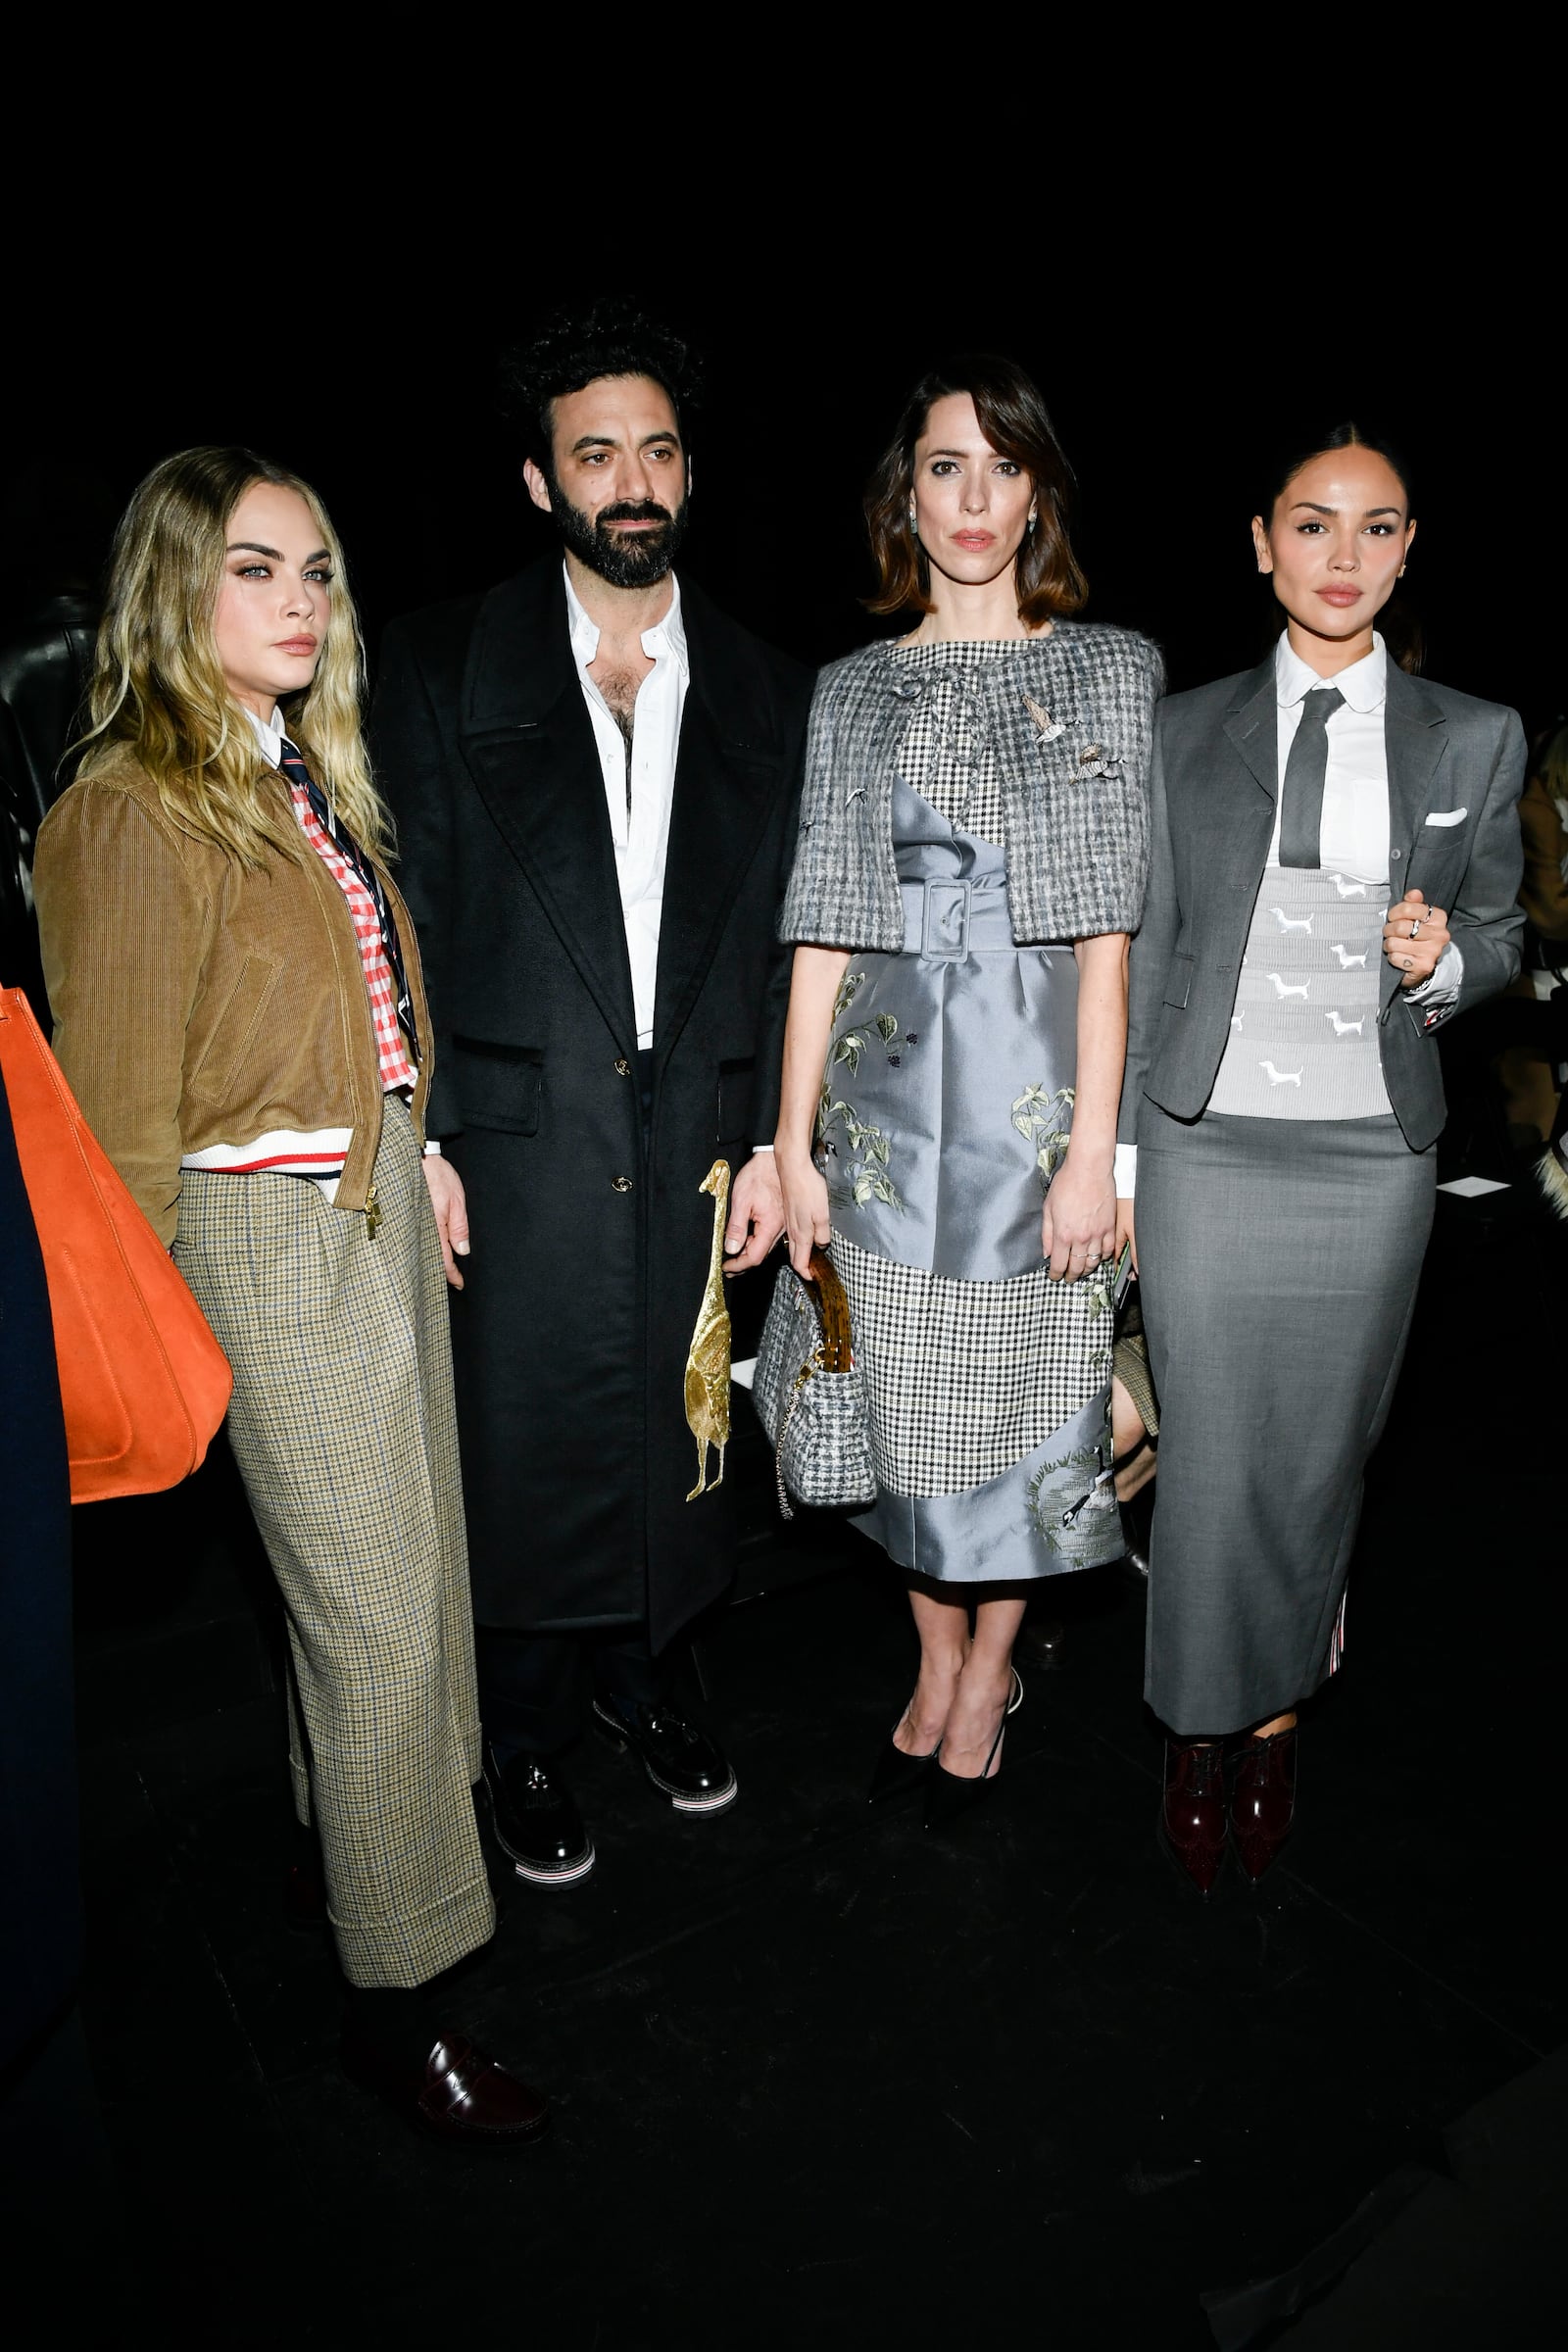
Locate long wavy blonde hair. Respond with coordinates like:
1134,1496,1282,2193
76,446,392,866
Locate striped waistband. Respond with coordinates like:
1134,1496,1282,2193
180,1126,351,1180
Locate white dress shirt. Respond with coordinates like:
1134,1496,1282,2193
1270,631,1393,878
564,564,688,1052
1271,631,1460,998
246,702,288,767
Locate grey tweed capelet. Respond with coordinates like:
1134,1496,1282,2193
779,622,1163,950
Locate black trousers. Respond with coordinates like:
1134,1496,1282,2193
478,1625,668,1761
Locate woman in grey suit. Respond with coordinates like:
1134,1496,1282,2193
775,357,1160,1825
1118,425,1525,1893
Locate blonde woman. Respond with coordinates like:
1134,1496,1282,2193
34,448,547,2144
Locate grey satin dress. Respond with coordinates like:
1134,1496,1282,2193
823,641,1122,1584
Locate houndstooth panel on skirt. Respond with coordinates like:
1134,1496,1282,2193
173,1096,495,1989
830,1228,1111,1497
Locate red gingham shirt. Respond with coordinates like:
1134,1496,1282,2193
289,783,416,1093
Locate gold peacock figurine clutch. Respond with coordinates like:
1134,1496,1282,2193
684,1159,732,1499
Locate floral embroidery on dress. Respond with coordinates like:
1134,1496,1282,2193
818,970,915,1212
1010,1082,1076,1189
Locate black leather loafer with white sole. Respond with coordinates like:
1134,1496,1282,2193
591,1700,738,1815
482,1744,596,1886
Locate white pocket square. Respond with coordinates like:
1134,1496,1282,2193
1424,808,1467,827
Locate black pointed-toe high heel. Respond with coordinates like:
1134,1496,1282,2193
867,1733,942,1805
923,1669,1023,1831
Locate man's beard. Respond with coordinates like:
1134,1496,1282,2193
549,483,690,588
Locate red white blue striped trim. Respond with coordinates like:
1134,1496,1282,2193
180,1127,352,1183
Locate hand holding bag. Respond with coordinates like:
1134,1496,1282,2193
752,1246,874,1519
0,987,232,1502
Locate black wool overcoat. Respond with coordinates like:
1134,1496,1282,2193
372,562,810,1650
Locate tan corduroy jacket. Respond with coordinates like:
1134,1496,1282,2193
34,749,432,1247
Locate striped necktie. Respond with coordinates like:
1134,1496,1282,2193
278,739,420,1065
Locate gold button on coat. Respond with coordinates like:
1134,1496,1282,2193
614,1056,632,1076
611,1175,634,1193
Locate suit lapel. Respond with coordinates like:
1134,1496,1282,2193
1384,663,1450,865
1380,662,1450,1009
653,585,778,1059
1221,657,1279,799
459,565,638,1053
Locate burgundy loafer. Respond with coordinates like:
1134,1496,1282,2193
1230,1726,1298,1883
343,2029,551,2148
1161,1739,1227,1896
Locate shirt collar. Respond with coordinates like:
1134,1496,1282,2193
242,703,288,766
563,564,687,673
1275,630,1387,714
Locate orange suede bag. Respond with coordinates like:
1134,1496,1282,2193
0,987,232,1502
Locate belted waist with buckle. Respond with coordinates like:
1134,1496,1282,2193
900,875,1020,958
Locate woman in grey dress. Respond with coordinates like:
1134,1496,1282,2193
1118,426,1526,1893
774,358,1160,1825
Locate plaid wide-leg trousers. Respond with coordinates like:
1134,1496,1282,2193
174,1099,495,1987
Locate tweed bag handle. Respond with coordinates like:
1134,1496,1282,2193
807,1247,855,1371
753,1246,874,1521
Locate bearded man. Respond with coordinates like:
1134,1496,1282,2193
372,301,810,1887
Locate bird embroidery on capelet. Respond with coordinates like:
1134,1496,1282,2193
685,1160,733,1498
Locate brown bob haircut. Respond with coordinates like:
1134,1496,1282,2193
864,355,1089,626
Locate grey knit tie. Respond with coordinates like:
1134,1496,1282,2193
1278,686,1344,869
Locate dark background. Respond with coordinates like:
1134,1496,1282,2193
2,226,1558,740
6,118,1564,2346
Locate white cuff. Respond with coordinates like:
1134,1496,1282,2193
422,1139,443,1157
1405,941,1464,1005
1113,1142,1138,1199
751,1142,774,1153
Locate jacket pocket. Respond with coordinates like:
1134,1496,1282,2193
188,956,279,1102
718,1055,756,1144
1162,953,1195,1010
452,1036,543,1135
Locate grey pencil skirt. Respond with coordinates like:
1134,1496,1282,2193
1135,1102,1435,1737
173,1097,495,1988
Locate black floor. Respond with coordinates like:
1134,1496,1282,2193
68,1175,1565,2349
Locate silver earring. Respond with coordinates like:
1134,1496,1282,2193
1027,514,1037,533
1397,564,1407,578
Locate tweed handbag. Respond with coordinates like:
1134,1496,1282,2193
753,1247,874,1519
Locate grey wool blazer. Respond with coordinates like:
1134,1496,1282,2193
778,623,1164,949
1120,655,1527,1154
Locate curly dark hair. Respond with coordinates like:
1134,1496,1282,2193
500,296,703,466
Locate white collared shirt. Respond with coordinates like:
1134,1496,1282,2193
1270,631,1460,1003
1270,631,1392,880
564,564,689,1052
245,702,288,767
